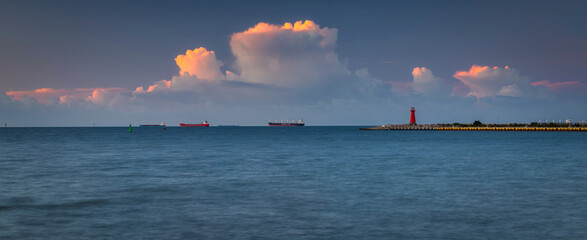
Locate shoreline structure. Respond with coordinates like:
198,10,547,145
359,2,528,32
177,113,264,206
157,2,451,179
360,124,587,131
361,107,587,131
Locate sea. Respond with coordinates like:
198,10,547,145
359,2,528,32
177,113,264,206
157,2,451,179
1,126,586,239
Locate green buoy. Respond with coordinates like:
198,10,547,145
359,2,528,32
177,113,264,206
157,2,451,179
129,124,133,132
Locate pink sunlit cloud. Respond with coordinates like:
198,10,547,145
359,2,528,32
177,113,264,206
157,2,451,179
175,47,224,81
6,88,126,104
453,65,532,98
530,80,583,93
6,88,126,105
229,20,345,87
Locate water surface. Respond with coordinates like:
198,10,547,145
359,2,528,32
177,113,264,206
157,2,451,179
1,127,586,239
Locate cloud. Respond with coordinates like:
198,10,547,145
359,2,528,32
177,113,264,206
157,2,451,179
229,20,348,88
5,20,387,112
135,47,229,94
175,47,225,81
495,84,522,97
389,67,451,97
453,65,543,98
5,87,125,105
130,20,383,106
530,80,584,93
135,46,251,95
3,17,587,127
389,81,412,95
135,80,171,93
86,88,122,106
11,20,584,126
411,67,451,97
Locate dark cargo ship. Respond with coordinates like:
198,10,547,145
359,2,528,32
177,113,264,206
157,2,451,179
268,119,305,126
179,121,209,127
140,123,166,127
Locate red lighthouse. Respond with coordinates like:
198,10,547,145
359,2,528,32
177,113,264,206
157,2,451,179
410,107,416,125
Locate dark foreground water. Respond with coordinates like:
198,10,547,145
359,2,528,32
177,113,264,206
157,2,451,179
1,127,586,239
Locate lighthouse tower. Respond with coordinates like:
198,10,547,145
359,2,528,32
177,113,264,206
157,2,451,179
410,107,416,125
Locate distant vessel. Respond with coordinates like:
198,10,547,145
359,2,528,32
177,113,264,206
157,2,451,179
140,123,166,127
180,121,210,127
268,119,305,126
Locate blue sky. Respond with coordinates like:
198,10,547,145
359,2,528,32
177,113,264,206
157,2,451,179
1,0,586,126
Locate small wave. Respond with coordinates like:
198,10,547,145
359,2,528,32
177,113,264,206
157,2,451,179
0,198,110,211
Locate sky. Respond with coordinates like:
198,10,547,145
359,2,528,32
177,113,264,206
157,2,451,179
1,0,586,126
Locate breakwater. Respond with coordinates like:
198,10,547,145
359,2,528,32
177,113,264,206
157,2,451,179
360,124,587,131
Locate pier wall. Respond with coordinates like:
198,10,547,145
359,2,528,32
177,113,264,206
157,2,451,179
436,127,587,132
361,125,587,132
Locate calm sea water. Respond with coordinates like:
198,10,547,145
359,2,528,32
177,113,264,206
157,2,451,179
1,126,586,239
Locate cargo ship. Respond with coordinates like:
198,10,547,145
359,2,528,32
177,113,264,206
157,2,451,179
179,121,210,127
268,119,305,126
140,123,166,127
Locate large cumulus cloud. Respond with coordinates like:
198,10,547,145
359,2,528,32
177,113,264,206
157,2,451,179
229,20,348,88
133,20,382,104
135,47,226,93
175,47,225,81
